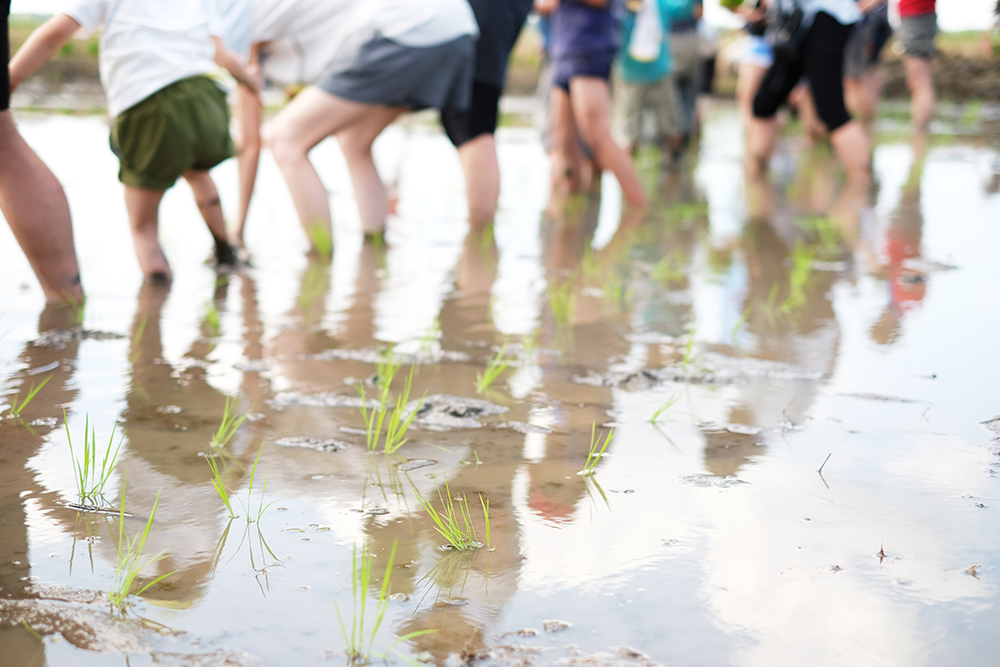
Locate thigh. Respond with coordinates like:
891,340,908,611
268,86,381,153
335,105,405,155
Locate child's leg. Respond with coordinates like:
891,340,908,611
334,105,405,237
0,111,84,303
549,85,585,196
123,185,170,281
264,87,389,252
183,169,235,264
568,77,648,207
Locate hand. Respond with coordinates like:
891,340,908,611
534,0,559,15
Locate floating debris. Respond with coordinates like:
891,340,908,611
271,392,377,409
681,475,749,488
301,347,471,364
67,503,137,519
726,423,762,436
432,598,469,608
574,354,825,389
363,508,389,516
274,436,348,453
389,592,409,602
839,392,924,404
404,394,507,430
542,620,572,633
396,458,436,472
499,421,554,434
31,328,125,350
157,405,181,414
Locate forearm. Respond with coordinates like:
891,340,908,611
235,83,262,240
9,14,81,91
212,36,261,94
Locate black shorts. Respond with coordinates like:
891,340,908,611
752,11,854,133
3,0,11,112
440,81,502,147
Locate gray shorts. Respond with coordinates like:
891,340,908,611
898,12,937,59
613,75,682,144
317,34,475,111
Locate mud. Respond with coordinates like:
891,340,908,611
1,102,1000,667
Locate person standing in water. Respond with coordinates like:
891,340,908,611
10,0,261,283
263,0,479,245
439,0,535,227
895,0,937,133
1,0,84,304
535,0,649,206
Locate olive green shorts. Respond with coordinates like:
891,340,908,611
110,75,233,191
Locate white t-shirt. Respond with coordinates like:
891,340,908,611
250,0,360,85
209,0,252,58
796,0,862,26
63,0,218,117
371,0,478,48
249,0,477,86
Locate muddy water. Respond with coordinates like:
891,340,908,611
2,101,1000,667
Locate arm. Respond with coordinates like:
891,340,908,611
9,14,82,92
233,43,264,244
534,0,559,14
212,36,262,98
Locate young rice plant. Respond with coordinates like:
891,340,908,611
67,414,123,504
413,473,490,550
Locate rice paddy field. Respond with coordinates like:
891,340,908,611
1,101,1000,666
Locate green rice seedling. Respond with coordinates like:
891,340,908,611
128,315,148,364
548,279,575,327
241,442,274,524
681,325,697,371
5,375,51,420
337,541,435,666
109,482,174,612
67,414,123,504
651,252,684,285
476,339,510,394
206,454,238,519
779,241,816,313
412,473,488,550
211,396,248,449
307,223,334,259
579,423,613,476
358,382,390,453
205,301,221,337
383,367,424,454
649,392,681,423
19,618,44,642
374,347,402,401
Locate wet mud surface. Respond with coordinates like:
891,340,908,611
1,104,1000,665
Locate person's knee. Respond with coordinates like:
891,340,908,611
262,121,300,165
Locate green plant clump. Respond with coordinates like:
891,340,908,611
211,396,248,449
337,542,435,665
476,339,511,394
109,480,174,612
67,414,124,504
580,422,614,476
413,473,490,550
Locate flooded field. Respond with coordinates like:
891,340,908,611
2,101,1000,667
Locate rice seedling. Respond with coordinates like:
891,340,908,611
651,252,684,285
67,414,123,504
579,423,613,476
337,541,435,666
374,347,402,401
128,315,148,364
5,375,51,420
206,454,238,519
109,481,174,612
817,453,832,474
359,366,424,454
242,442,274,524
649,392,681,423
298,260,330,314
205,301,221,337
382,368,423,454
681,325,697,371
548,279,575,326
211,396,248,449
476,339,510,394
307,223,334,259
412,473,489,550
729,305,753,342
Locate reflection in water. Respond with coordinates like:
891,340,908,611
0,106,998,665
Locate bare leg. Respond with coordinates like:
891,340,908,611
123,185,170,281
829,120,871,183
549,86,584,196
264,87,400,250
568,77,648,207
0,111,83,303
233,84,262,245
735,63,767,135
183,169,235,264
903,55,935,133
334,105,404,237
457,133,501,227
745,115,779,176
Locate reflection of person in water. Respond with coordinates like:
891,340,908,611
867,136,928,346
0,306,81,657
